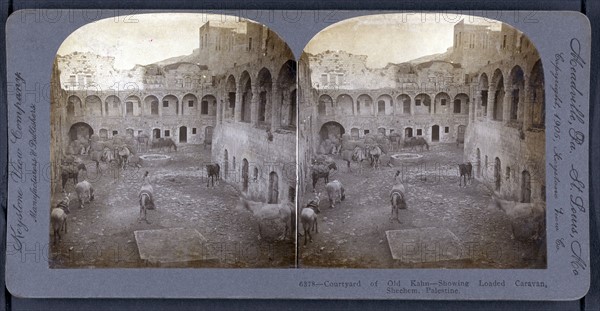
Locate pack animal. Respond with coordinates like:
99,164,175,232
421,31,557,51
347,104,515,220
74,180,94,209
138,171,156,223
311,164,331,189
301,193,321,245
116,145,132,170
51,192,71,245
152,138,177,152
404,137,429,151
488,194,546,241
367,145,383,169
238,197,294,241
458,162,473,187
206,163,221,187
90,147,114,171
137,133,150,152
325,180,345,209
342,146,368,173
61,161,87,191
390,170,408,223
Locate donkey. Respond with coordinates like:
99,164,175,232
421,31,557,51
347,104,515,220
138,171,155,223
51,192,71,245
301,192,321,245
74,180,94,209
390,170,408,223
458,162,473,187
116,145,131,170
367,145,383,169
311,164,331,189
61,162,87,191
206,163,221,187
325,180,345,209
137,133,150,152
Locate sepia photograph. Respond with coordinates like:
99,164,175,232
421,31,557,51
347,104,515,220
298,13,546,269
49,13,297,268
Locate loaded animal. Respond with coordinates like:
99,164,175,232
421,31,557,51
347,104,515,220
342,146,368,173
390,170,408,223
137,133,150,152
488,194,546,241
74,180,94,209
90,147,114,171
404,137,429,151
138,171,155,223
206,163,221,187
458,162,473,187
325,180,345,209
152,138,177,152
61,161,87,191
116,145,132,170
51,192,71,245
238,196,294,241
301,192,321,245
311,164,332,189
367,145,383,169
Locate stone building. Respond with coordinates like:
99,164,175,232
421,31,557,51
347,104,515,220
52,19,297,204
300,19,545,205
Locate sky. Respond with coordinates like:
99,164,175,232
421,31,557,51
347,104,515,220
57,12,501,70
303,13,500,68
57,13,242,70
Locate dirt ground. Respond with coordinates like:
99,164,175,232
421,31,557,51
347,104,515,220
300,144,546,269
50,144,294,268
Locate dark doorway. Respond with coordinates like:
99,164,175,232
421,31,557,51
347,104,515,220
153,128,161,139
268,172,279,204
405,127,413,138
521,170,531,203
242,159,249,192
179,126,187,143
432,125,440,142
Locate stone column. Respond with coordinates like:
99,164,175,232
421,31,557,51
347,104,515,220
475,93,482,120
271,82,282,129
486,86,495,120
234,83,242,122
158,96,163,117
250,83,259,126
522,84,532,129
503,87,512,124
410,97,415,116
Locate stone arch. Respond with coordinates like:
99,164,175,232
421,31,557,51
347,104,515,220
84,95,102,117
377,127,386,135
125,95,141,116
509,65,525,122
200,95,217,116
319,121,345,142
162,94,179,116
529,60,545,128
240,71,252,123
276,60,296,129
99,129,108,140
125,128,135,137
396,94,411,114
68,122,93,142
336,94,353,115
179,126,187,143
225,75,237,120
431,124,440,142
144,95,159,116
453,93,469,114
357,94,372,116
318,94,332,116
104,95,121,117
257,67,273,125
491,69,504,121
268,171,279,204
376,94,392,115
350,127,360,139
183,93,199,116
67,95,82,117
404,127,414,138
479,73,489,117
434,92,451,114
415,93,432,114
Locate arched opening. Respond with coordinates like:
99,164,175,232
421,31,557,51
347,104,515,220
476,148,481,177
99,129,108,140
405,127,414,138
351,128,360,139
479,73,489,117
126,128,134,137
357,94,372,116
529,60,545,128
204,126,214,144
521,170,531,203
378,127,386,135
223,150,229,179
336,94,354,115
319,121,345,142
183,93,199,116
179,126,187,143
318,94,332,116
242,159,249,192
162,95,179,116
431,125,440,142
509,66,525,122
240,71,252,123
268,171,279,204
144,95,159,116
226,75,236,120
125,95,141,116
454,93,469,114
397,94,411,114
415,93,431,114
200,95,217,116
68,122,93,142
105,95,121,117
377,94,392,115
276,60,297,129
257,68,273,125
152,128,161,139
457,125,466,143
67,95,82,117
434,92,450,114
85,95,102,116
494,157,502,191
492,69,504,121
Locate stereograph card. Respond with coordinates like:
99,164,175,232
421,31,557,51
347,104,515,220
4,9,591,300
